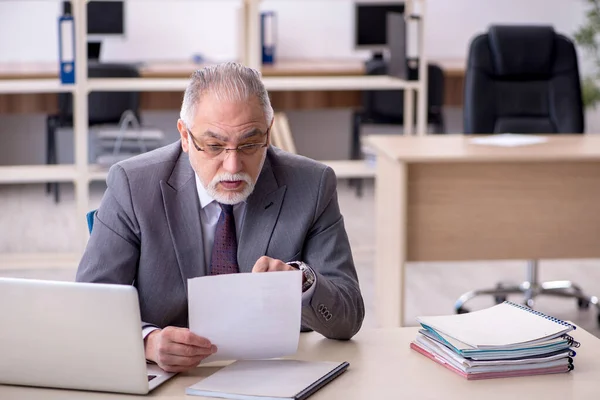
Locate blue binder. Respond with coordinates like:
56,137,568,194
261,11,276,65
58,14,75,84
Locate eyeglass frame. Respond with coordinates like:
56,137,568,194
185,127,270,158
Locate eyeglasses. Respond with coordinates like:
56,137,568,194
186,128,269,159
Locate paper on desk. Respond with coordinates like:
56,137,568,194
188,270,302,362
468,133,548,147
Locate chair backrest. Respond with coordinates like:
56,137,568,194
362,60,445,121
86,210,97,234
58,62,141,125
463,25,584,134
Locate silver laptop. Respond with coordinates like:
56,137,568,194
0,277,175,394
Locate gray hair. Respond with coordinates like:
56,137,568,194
180,62,274,129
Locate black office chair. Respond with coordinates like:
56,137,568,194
457,25,599,321
46,62,141,203
350,61,446,196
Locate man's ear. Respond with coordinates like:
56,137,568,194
177,119,190,153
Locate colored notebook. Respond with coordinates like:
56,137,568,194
186,360,349,400
416,301,576,349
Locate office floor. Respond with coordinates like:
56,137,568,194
1,179,600,338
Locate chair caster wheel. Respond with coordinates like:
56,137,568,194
578,298,590,310
456,307,470,314
494,295,507,304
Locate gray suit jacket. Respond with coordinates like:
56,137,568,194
76,141,364,339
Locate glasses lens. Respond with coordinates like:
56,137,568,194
240,144,263,156
204,145,225,157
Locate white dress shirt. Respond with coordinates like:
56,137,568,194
142,173,315,340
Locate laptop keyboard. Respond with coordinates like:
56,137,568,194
148,375,157,382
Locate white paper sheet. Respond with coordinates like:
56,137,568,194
468,133,548,147
188,271,302,362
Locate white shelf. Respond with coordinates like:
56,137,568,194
87,75,418,92
0,160,374,185
88,78,189,92
88,161,373,181
264,76,420,91
0,165,77,184
0,79,74,94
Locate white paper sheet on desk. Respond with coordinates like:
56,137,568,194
188,270,302,363
468,133,548,147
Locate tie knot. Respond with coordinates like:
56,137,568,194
219,203,234,215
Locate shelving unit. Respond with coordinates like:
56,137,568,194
0,0,428,269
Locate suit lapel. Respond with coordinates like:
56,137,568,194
161,151,206,292
238,155,286,272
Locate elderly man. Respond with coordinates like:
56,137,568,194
76,62,364,373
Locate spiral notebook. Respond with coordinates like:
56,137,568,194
416,301,576,349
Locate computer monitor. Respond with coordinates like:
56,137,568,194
354,1,405,55
62,1,125,60
62,1,125,36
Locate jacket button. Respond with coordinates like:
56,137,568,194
318,304,325,312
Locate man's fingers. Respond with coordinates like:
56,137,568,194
252,256,271,272
161,342,216,358
253,256,293,272
165,327,213,348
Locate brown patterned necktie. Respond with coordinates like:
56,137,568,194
210,203,240,275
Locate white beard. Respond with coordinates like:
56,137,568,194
205,150,267,205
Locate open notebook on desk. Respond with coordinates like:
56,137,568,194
186,360,349,400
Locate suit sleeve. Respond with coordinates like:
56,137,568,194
76,165,156,332
300,167,365,340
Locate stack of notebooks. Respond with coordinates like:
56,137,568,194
411,301,580,380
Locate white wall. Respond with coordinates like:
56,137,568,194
0,0,589,63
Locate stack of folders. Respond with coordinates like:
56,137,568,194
411,301,580,380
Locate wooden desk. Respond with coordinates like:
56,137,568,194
0,59,465,114
1,327,598,399
367,134,600,328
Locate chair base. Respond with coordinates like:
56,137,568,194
453,260,600,325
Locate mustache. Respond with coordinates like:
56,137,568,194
210,173,252,186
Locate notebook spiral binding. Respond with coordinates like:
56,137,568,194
504,301,577,330
562,334,581,348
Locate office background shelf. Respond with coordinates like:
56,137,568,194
0,165,78,184
0,79,73,94
0,0,428,267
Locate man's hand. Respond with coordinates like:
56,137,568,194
252,256,295,272
144,327,217,373
252,256,307,285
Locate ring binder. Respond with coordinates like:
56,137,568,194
504,301,577,330
58,14,75,84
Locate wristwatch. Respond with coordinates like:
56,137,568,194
287,261,315,292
